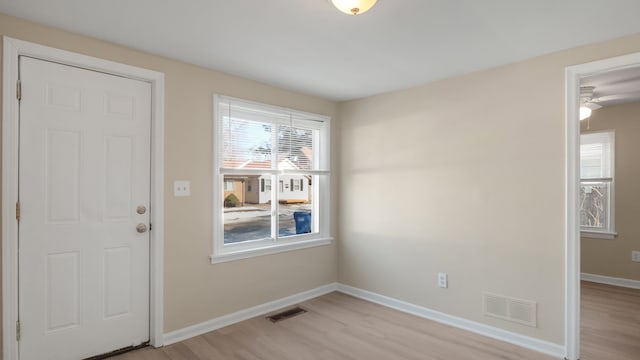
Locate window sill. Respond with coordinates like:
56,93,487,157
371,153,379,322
580,231,617,240
210,237,333,264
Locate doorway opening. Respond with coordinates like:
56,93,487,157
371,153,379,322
565,51,640,360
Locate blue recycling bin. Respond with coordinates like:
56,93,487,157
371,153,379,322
293,211,311,234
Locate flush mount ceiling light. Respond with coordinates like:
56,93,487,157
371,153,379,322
331,0,378,15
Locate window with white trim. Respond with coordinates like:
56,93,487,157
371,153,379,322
212,95,332,262
580,131,615,238
260,179,272,192
224,180,235,191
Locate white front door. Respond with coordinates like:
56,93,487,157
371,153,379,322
18,56,151,359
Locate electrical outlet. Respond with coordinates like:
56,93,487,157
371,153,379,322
174,180,191,197
438,272,448,288
632,251,640,263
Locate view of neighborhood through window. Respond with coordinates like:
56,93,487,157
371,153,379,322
579,131,614,234
215,97,329,247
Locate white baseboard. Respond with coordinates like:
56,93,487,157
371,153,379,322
581,273,640,289
336,284,564,359
163,283,338,345
163,282,564,359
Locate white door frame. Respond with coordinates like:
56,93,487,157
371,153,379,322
564,51,640,360
2,36,165,359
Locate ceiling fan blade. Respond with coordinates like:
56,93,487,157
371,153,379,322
594,92,640,103
585,102,602,110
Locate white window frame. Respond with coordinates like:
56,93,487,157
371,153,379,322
580,130,616,239
211,95,332,263
261,178,272,192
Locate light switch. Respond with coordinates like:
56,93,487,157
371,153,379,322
174,180,191,197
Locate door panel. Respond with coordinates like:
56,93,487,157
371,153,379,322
104,135,134,221
45,129,81,223
19,56,151,360
45,252,81,331
104,246,132,319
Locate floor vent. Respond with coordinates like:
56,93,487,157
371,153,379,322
266,306,308,323
483,293,537,327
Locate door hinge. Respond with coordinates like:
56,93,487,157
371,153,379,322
16,202,20,222
16,80,21,101
16,320,21,341
149,223,152,231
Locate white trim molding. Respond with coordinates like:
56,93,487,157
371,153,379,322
565,50,640,360
163,282,562,359
581,273,640,289
337,284,564,359
580,231,617,240
163,283,339,345
2,36,165,359
210,237,333,264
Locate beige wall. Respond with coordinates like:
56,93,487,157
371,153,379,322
338,33,640,344
4,9,640,353
581,103,640,280
0,12,339,350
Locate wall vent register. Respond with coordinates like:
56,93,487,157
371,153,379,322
483,293,537,327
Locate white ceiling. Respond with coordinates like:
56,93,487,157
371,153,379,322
3,0,640,101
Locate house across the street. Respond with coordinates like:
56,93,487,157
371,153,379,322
223,158,311,206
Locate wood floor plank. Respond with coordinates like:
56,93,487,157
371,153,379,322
580,281,640,360
115,291,557,360
113,347,171,360
160,343,203,360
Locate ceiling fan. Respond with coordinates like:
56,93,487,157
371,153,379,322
580,86,603,110
579,86,602,120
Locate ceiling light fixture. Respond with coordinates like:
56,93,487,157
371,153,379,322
331,0,378,15
579,86,602,121
579,106,592,121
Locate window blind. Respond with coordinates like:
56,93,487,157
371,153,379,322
217,97,327,173
580,131,614,179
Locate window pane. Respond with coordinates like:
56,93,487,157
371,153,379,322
224,180,234,191
580,181,610,230
279,175,313,237
223,174,272,244
223,116,273,169
278,123,315,170
580,131,613,179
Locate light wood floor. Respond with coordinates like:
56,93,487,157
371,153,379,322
581,281,640,360
114,292,554,360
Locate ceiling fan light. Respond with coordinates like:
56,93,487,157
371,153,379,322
579,106,592,121
331,0,378,15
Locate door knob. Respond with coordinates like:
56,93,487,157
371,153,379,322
136,205,147,214
136,223,148,233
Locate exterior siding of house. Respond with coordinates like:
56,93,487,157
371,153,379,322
223,178,245,205
230,175,311,204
